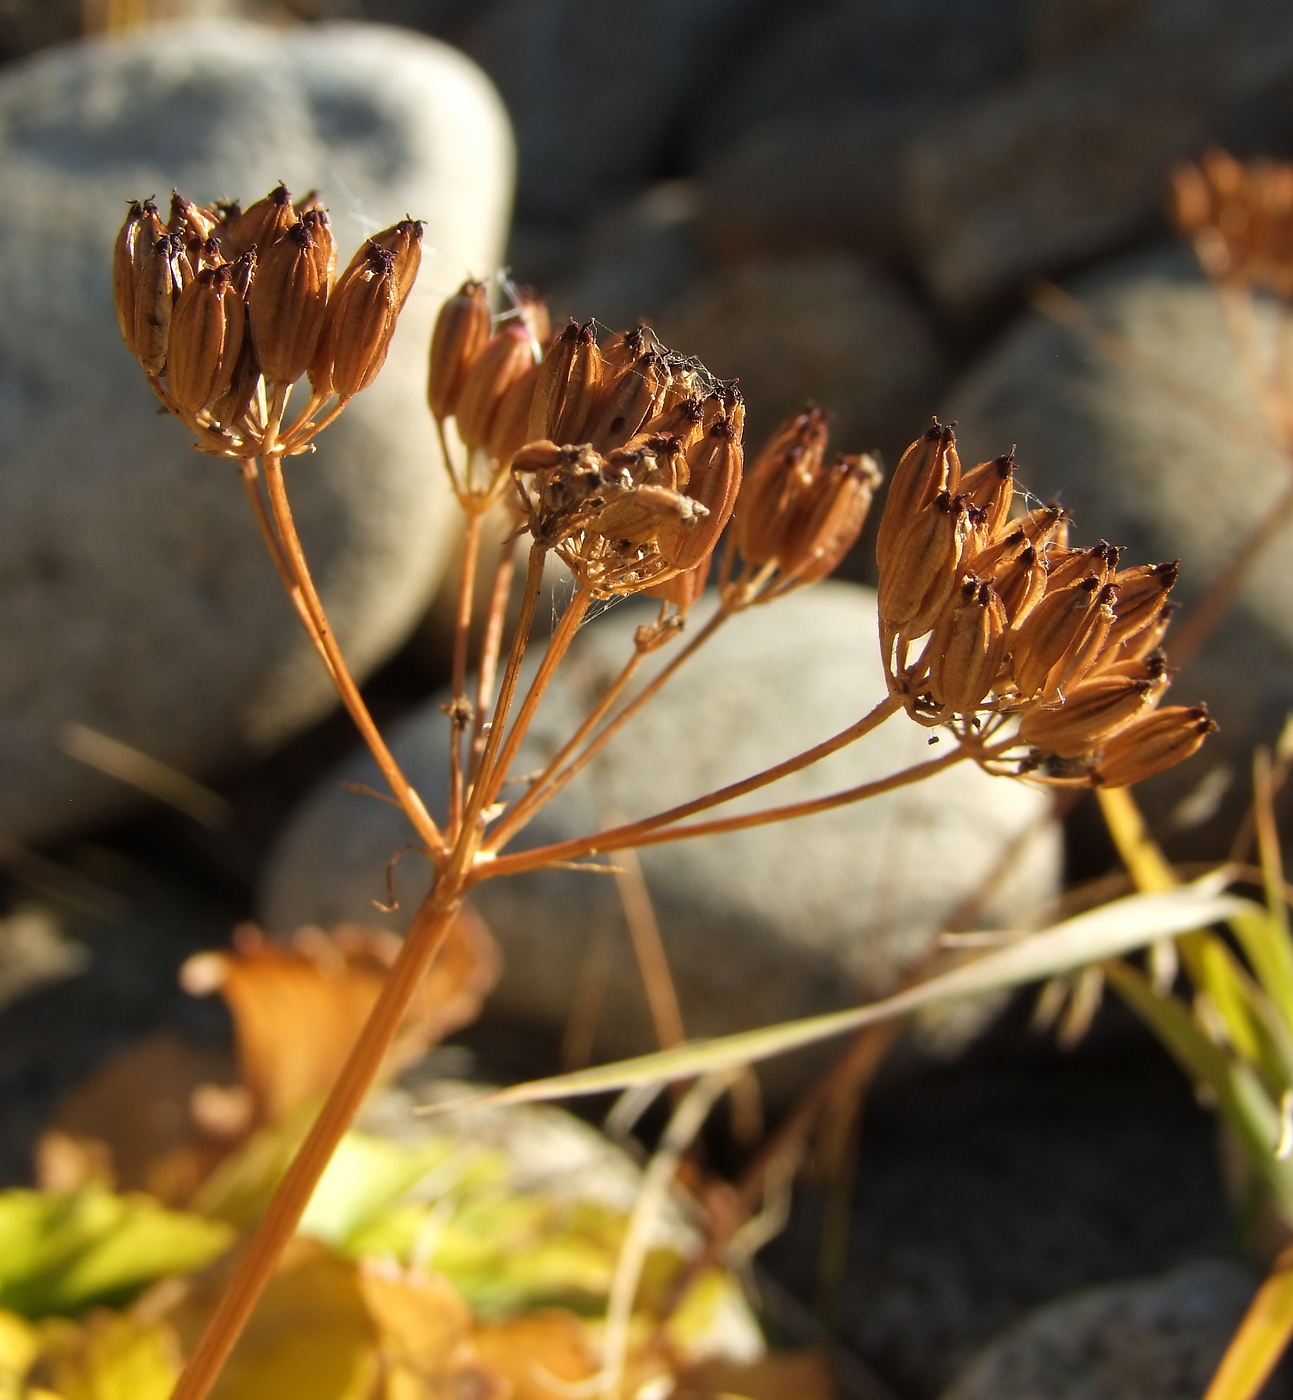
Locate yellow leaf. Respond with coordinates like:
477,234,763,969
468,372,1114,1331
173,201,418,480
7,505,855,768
1205,1246,1293,1400
33,1310,179,1400
166,1240,377,1400
473,1310,598,1400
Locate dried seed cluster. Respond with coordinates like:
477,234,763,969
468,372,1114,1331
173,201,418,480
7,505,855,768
722,406,883,608
1172,149,1293,295
875,422,1215,788
431,305,746,598
114,187,423,455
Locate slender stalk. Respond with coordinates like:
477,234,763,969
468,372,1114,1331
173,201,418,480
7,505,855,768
486,603,734,850
170,893,462,1400
478,581,595,815
448,511,484,835
470,533,519,776
613,845,686,1052
259,452,446,859
454,542,547,858
478,731,967,878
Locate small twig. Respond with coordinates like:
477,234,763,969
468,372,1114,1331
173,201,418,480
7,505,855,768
613,843,686,1054
448,511,484,835
470,532,519,777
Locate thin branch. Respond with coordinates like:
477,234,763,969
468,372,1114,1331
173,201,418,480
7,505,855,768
260,452,446,859
448,511,484,835
470,531,519,778
478,732,971,878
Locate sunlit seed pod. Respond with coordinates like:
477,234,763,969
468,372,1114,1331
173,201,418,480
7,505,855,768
659,416,743,572
113,200,146,354
248,218,333,385
515,289,551,353
309,244,398,400
455,322,537,452
133,232,185,375
167,191,218,243
1045,541,1120,591
166,264,246,416
486,358,541,466
582,350,668,452
511,439,578,475
877,491,973,639
299,208,337,284
927,578,1009,716
428,278,490,420
228,182,296,257
1104,560,1179,651
644,395,706,458
875,421,958,573
615,432,688,490
368,217,423,310
1010,576,1104,699
1014,502,1070,552
209,325,262,432
588,482,707,548
531,320,602,445
780,453,883,589
993,542,1050,631
1097,648,1170,684
735,407,829,566
1019,674,1164,759
1044,581,1119,700
957,452,1015,540
1094,704,1217,788
643,553,711,612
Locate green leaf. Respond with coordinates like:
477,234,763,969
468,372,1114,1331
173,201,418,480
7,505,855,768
422,882,1251,1111
0,1188,232,1317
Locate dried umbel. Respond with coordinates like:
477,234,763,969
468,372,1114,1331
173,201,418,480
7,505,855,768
722,407,883,607
876,421,1214,787
1171,149,1293,296
113,186,422,457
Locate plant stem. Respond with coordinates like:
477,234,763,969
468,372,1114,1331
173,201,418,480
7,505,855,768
259,452,445,859
470,532,519,778
486,603,733,850
478,581,594,816
448,510,484,835
479,723,963,878
170,892,462,1400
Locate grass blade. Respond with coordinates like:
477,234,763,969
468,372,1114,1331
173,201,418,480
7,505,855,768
1204,1246,1293,1400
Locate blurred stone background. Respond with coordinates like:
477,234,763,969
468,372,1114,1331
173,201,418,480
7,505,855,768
2,2,1293,1396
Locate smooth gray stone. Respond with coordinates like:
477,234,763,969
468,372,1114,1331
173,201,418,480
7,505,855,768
940,1262,1266,1400
947,242,1291,831
262,582,1060,1089
0,20,512,840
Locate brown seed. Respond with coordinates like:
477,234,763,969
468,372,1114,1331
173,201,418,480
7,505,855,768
877,491,973,639
992,542,1050,631
248,217,333,385
133,231,185,375
309,243,398,400
166,264,246,415
529,320,603,444
927,578,1009,716
588,482,706,548
455,322,537,452
1104,561,1178,651
113,200,147,355
167,191,218,243
368,218,423,310
428,279,490,420
1019,673,1164,759
660,415,744,572
1045,541,1120,591
228,182,296,257
735,407,829,566
1011,576,1104,700
780,453,883,589
958,451,1015,540
582,350,669,452
644,395,707,457
875,421,959,573
1014,502,1070,552
486,357,541,465
1094,705,1216,787
643,554,711,612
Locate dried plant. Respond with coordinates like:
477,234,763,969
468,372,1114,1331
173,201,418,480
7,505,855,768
107,184,1220,1398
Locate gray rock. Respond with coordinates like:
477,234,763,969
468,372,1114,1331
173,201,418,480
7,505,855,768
261,582,1061,1091
906,0,1293,311
940,1262,1263,1400
455,0,772,227
947,243,1292,829
693,0,1029,264
0,20,512,842
548,181,705,330
651,254,949,461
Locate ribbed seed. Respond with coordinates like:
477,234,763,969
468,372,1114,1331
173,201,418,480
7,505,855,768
779,453,883,588
310,245,398,400
875,421,958,573
428,279,490,420
660,416,743,572
1019,674,1162,758
167,265,245,415
1095,705,1217,787
455,323,537,452
877,492,972,638
248,217,333,385
927,578,1008,715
